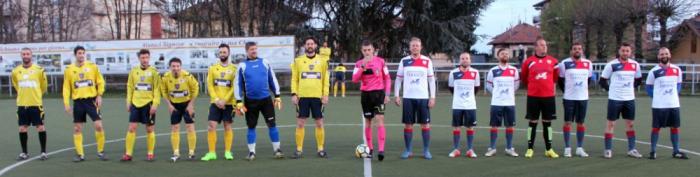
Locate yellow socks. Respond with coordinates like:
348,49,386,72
95,131,105,152
125,132,136,156
224,130,233,152
146,132,156,155
295,127,305,151
207,131,217,153
171,132,180,156
187,131,197,155
74,134,84,156
333,83,338,97
315,127,325,151
341,83,346,97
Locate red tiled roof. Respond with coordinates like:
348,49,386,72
488,23,541,45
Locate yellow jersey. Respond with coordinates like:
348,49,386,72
161,70,199,104
334,66,346,73
319,47,332,58
126,66,161,108
11,64,47,106
62,61,105,106
207,62,237,105
290,54,330,98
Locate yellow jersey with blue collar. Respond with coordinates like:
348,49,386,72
127,66,161,108
207,62,237,105
161,70,199,104
62,61,105,106
290,54,330,98
11,64,48,106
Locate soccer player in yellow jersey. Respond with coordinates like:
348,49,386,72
121,49,161,162
161,57,199,162
201,44,238,161
12,48,48,161
319,41,332,58
290,36,330,158
62,46,107,162
332,63,346,97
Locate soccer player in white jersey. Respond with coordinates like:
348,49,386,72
556,43,592,157
484,48,520,157
394,37,437,160
599,42,643,158
645,47,688,160
447,52,480,158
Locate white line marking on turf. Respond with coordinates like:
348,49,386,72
1,124,698,176
361,114,372,177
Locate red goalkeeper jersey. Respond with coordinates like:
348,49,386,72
521,55,559,97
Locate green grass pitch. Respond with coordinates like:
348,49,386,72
0,95,698,177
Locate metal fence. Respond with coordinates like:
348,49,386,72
2,62,699,96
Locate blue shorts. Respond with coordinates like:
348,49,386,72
208,104,234,123
73,98,101,123
607,100,635,121
335,72,345,81
129,103,156,125
17,106,44,126
401,98,430,124
652,108,680,128
452,109,476,127
297,98,324,119
490,106,515,127
171,101,194,125
563,99,588,123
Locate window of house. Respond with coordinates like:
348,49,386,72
692,35,697,53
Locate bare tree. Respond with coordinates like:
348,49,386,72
651,0,692,47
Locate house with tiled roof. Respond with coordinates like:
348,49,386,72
488,23,541,63
668,14,700,63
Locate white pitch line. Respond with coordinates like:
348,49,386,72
361,115,372,177
1,124,698,176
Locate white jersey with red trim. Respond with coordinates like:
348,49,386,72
601,59,642,101
558,58,593,100
646,64,682,108
448,67,480,110
394,55,436,99
486,65,519,106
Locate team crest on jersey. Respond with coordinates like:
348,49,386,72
309,65,315,70
631,64,636,69
546,60,552,64
471,72,476,77
175,84,180,90
509,70,514,74
220,72,225,78
422,60,427,65
140,76,145,82
583,62,588,67
671,69,677,74
79,73,85,79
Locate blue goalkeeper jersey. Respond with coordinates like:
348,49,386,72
234,58,281,101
